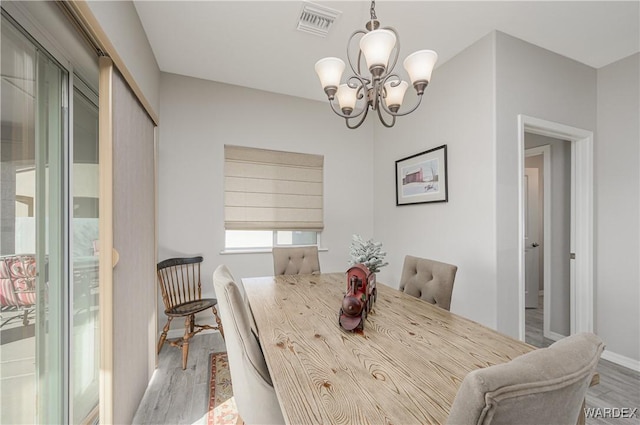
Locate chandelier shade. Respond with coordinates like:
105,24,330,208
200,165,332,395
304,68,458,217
360,29,397,71
314,57,345,97
314,1,437,129
403,50,438,87
336,84,358,113
383,80,408,111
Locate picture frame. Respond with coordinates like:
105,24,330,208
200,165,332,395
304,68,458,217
395,144,448,206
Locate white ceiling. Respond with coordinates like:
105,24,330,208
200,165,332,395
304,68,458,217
133,1,639,102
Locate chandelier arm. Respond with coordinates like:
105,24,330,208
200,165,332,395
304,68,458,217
376,105,396,128
382,26,401,74
381,73,402,86
346,30,368,77
380,72,403,95
328,97,367,119
347,75,370,90
346,105,370,129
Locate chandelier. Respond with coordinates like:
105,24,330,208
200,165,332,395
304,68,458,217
314,1,438,129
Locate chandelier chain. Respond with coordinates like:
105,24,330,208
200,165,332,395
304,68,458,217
370,1,377,21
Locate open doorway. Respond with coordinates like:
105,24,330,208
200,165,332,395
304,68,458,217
524,136,572,348
517,115,594,343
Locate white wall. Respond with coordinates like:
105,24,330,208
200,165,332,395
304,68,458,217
495,31,597,338
86,0,160,115
157,73,374,331
596,53,640,366
373,33,498,328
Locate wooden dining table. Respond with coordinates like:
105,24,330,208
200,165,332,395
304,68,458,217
242,272,563,424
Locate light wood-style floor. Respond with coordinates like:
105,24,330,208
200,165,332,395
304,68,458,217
133,332,226,425
134,309,639,425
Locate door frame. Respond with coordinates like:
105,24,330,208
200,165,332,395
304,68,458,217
517,115,593,341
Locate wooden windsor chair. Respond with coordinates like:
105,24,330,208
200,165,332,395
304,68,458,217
157,256,224,369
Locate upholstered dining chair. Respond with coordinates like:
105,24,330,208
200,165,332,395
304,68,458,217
272,246,320,275
399,255,458,311
447,332,604,425
157,256,224,370
213,264,285,425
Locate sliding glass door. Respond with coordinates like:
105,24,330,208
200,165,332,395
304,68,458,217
1,10,99,424
1,13,67,424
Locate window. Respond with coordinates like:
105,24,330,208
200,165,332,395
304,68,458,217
225,230,318,250
224,145,323,250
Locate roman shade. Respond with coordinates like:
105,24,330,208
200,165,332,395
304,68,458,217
224,145,324,231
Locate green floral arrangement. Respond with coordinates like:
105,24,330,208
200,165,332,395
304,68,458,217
348,234,389,273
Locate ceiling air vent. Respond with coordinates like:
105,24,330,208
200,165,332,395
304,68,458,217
297,2,341,37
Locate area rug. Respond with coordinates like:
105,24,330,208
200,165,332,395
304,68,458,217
207,352,239,425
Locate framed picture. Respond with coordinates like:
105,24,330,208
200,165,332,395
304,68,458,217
395,144,448,206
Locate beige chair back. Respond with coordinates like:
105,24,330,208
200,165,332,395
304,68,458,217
447,332,604,425
272,246,320,275
399,255,458,310
213,265,285,425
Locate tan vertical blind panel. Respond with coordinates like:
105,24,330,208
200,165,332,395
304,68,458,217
111,68,156,425
98,58,156,425
98,55,114,425
224,145,324,230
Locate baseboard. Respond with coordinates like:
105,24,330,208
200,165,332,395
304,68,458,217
540,331,640,372
543,330,565,342
601,350,640,372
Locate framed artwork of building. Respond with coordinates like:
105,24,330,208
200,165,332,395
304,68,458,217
395,144,448,206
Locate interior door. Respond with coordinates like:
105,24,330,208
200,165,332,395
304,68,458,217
524,168,540,308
